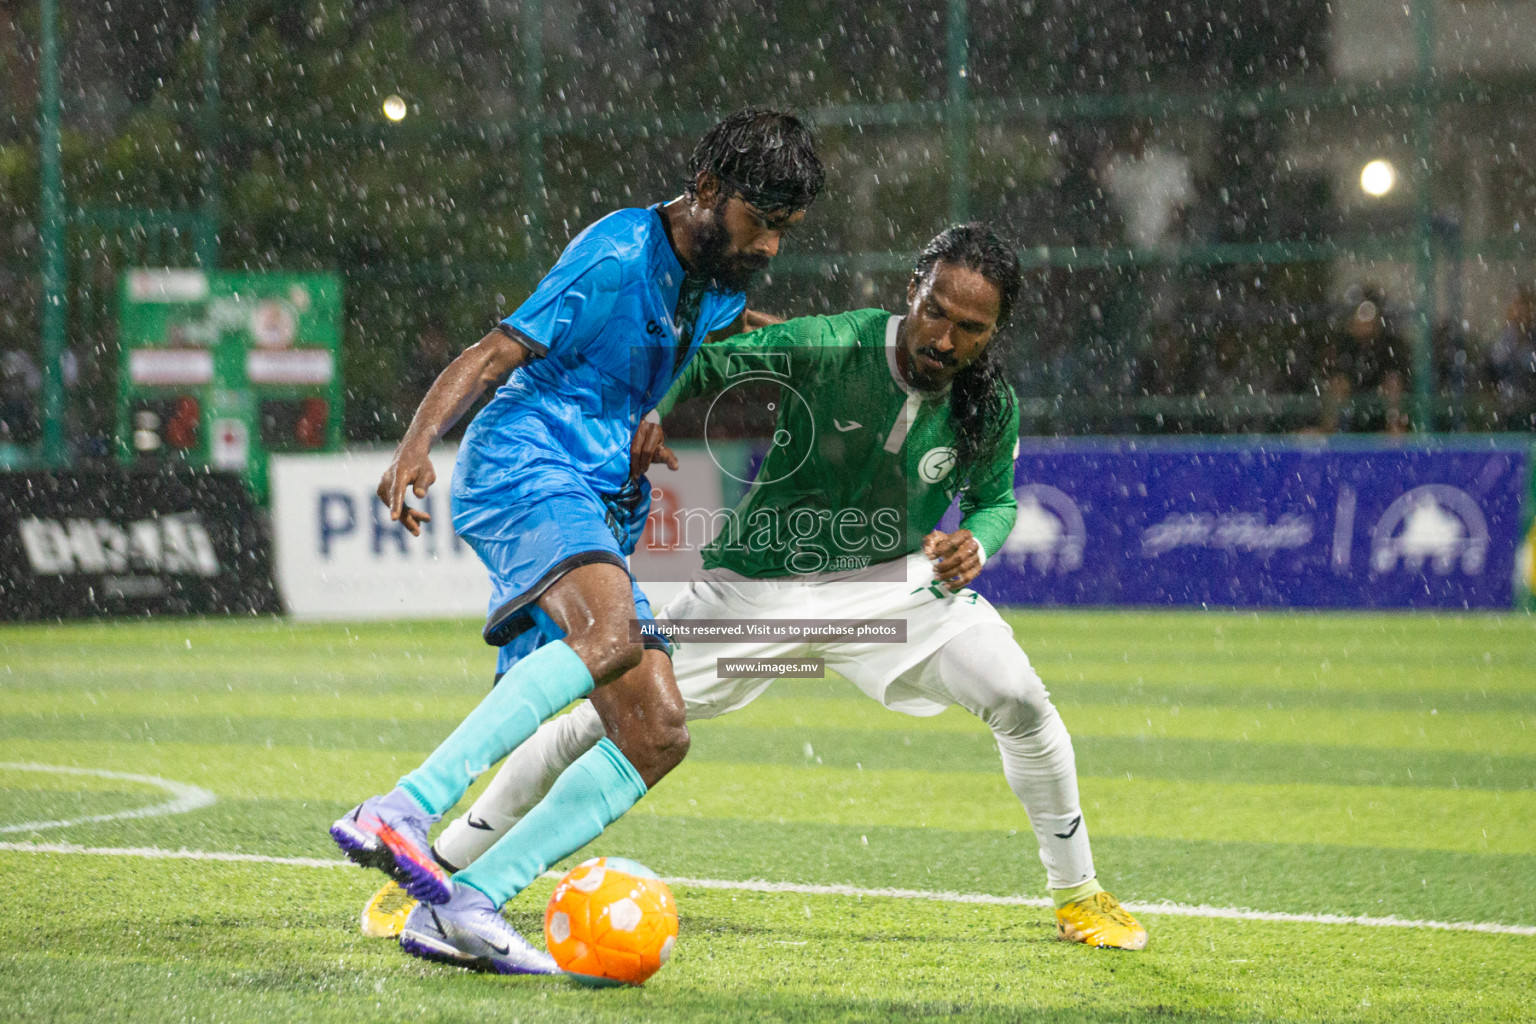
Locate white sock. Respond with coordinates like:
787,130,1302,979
934,626,1096,890
432,700,605,870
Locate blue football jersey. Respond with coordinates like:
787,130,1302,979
453,205,745,539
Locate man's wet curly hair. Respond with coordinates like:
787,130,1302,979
685,109,826,215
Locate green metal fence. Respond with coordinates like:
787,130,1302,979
14,0,1536,469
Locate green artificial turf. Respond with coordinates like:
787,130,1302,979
2,610,1533,1023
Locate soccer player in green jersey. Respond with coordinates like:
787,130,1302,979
368,223,1148,955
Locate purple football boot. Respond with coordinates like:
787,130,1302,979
330,789,452,904
399,881,560,975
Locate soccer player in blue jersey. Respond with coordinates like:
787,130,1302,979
329,109,824,973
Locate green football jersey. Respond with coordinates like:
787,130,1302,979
657,308,1019,579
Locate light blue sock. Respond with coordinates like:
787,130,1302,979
455,737,647,908
398,640,594,817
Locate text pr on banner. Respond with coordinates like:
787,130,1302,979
269,448,490,619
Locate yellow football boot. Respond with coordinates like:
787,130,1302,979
359,880,418,939
1055,890,1148,950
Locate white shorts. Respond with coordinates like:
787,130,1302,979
659,553,1014,719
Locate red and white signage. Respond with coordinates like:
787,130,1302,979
127,348,214,386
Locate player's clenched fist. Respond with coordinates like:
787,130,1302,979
923,528,981,591
377,444,435,537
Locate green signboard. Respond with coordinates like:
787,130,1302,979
117,270,343,500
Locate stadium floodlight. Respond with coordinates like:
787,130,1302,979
1360,159,1396,197
382,95,408,122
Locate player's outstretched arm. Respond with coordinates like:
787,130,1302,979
377,330,529,536
656,316,829,417
706,307,787,343
946,386,1021,580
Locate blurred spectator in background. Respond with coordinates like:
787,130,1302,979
1488,285,1536,429
0,348,41,443
1,347,79,445
1102,123,1194,254
395,321,456,434
1318,284,1409,435
1097,123,1195,427
1434,316,1473,431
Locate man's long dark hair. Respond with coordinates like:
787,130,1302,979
911,223,1021,479
685,109,826,214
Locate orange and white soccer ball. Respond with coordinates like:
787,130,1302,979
544,856,678,986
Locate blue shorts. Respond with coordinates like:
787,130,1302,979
455,475,669,665
491,591,666,680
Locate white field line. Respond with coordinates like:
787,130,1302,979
0,841,345,869
665,875,1536,937
1,840,1532,938
0,763,216,835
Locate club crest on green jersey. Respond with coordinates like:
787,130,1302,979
918,446,959,485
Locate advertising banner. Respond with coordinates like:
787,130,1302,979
965,440,1530,609
269,447,490,620
1520,442,1536,612
269,444,726,620
0,469,278,621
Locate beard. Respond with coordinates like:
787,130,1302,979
691,210,769,292
896,320,957,391
911,345,958,390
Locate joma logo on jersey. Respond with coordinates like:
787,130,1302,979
17,515,221,577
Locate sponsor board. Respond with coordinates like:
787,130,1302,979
1521,444,1536,612
269,444,725,620
954,441,1530,609
0,470,277,620
269,448,490,620
1519,523,1536,610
